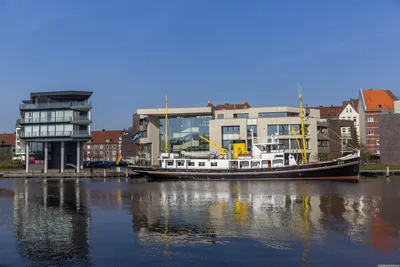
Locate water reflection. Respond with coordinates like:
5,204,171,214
1,178,400,266
129,181,400,256
12,179,91,266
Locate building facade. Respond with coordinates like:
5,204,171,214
317,120,356,161
358,89,397,156
0,133,15,162
121,127,138,161
134,102,320,166
19,91,93,172
379,100,400,165
83,130,127,162
338,98,360,140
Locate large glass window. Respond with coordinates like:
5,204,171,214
278,125,290,135
267,125,278,135
247,125,257,138
159,116,212,153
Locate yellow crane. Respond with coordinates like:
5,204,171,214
199,135,228,158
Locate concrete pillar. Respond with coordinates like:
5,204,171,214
44,142,48,173
61,141,65,173
25,143,29,173
76,141,80,173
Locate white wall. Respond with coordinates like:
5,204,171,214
339,103,360,140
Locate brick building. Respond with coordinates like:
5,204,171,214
358,89,397,156
379,100,400,165
121,127,137,159
0,133,15,161
83,130,127,162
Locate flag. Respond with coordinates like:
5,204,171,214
131,131,141,142
116,154,123,165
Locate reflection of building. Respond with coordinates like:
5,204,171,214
83,129,127,162
134,102,320,165
12,179,91,264
129,182,385,249
19,91,93,172
358,89,397,156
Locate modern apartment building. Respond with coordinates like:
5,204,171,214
19,91,93,172
134,102,320,166
83,129,127,162
358,89,397,156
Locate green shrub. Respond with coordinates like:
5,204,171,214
0,160,24,169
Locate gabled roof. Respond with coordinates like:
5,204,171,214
0,133,15,146
360,89,397,111
309,105,342,119
208,102,251,110
87,130,125,144
338,98,360,115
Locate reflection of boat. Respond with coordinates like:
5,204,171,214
132,92,360,182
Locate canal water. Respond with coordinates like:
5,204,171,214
0,178,399,267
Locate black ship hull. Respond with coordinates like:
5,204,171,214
131,156,360,182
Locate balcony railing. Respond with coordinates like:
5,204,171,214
20,116,90,124
20,101,92,110
20,130,90,138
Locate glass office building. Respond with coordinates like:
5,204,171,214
159,116,213,153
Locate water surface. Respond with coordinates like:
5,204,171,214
0,178,399,266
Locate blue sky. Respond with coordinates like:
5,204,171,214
1,0,400,132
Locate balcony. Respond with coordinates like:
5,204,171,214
19,130,91,139
19,116,91,125
71,116,91,125
20,101,92,111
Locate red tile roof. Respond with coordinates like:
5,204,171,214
208,102,251,110
361,89,397,111
88,130,125,144
0,133,15,146
310,105,342,119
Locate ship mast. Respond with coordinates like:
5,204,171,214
165,94,169,154
298,88,307,165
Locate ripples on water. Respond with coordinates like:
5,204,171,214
0,178,400,266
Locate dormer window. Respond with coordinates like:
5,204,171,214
105,139,110,143
378,104,382,108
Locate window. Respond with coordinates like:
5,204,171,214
198,162,205,166
367,117,374,122
217,114,224,119
106,151,109,155
112,151,116,156
346,108,348,112
233,113,249,119
251,161,260,168
318,140,328,147
177,161,185,166
112,157,116,161
167,161,174,166
247,125,257,137
106,139,110,143
93,145,97,150
377,139,380,145
222,126,240,134
87,145,91,149
106,144,110,149
278,125,289,135
240,161,249,167
112,144,116,149
341,116,345,120
100,145,104,149
353,117,356,121
347,116,351,120
211,162,218,166
341,127,347,133
368,130,374,135
188,162,195,166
